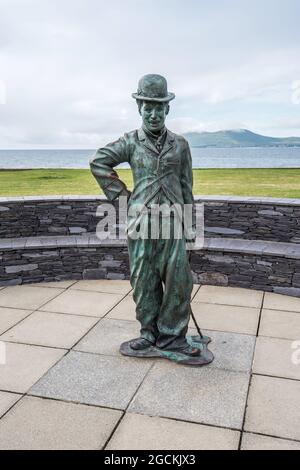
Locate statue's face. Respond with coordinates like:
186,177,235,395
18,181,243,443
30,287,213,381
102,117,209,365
139,101,169,133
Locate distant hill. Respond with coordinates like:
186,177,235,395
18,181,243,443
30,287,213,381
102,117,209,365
183,129,300,148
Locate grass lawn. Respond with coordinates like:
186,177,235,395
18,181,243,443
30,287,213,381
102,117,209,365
0,168,300,198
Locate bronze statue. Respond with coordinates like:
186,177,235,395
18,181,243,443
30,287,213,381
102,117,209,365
90,74,213,365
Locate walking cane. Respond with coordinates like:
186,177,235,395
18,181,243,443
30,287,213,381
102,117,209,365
188,250,204,339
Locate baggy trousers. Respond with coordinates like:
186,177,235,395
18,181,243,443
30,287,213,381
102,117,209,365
127,212,194,350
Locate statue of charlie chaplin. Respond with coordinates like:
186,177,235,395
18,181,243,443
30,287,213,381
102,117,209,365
90,74,213,366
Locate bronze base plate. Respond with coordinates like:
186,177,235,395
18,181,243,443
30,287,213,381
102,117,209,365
120,335,214,366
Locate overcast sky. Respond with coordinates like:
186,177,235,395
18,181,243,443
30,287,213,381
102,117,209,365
0,0,300,148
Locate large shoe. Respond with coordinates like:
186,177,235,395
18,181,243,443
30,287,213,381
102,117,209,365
156,343,201,357
130,337,154,351
180,345,201,357
168,344,201,357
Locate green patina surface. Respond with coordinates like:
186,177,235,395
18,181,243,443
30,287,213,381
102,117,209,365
89,74,208,362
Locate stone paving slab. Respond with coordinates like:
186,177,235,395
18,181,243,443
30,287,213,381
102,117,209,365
0,279,299,449
39,289,124,317
202,329,255,373
106,295,136,322
0,307,32,335
264,292,300,313
259,308,300,340
34,280,77,289
106,413,240,450
245,375,300,441
193,285,263,308
128,362,250,429
191,284,200,299
30,351,152,410
1,311,98,349
0,396,122,450
0,286,63,310
74,318,140,356
252,337,300,381
71,279,132,295
241,432,300,450
0,391,22,418
190,302,260,335
0,342,65,393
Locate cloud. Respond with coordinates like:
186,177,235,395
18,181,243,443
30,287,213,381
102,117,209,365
0,0,300,148
0,80,6,104
175,49,300,104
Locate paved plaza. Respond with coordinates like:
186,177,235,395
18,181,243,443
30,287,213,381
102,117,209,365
0,280,299,449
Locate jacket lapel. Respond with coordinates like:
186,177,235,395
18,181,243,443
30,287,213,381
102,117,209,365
137,128,175,157
137,128,160,155
159,130,175,158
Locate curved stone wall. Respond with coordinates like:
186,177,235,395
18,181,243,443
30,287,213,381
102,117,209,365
0,236,299,297
201,196,300,243
0,195,300,296
1,195,300,242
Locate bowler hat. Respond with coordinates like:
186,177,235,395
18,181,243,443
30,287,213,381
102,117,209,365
132,74,175,102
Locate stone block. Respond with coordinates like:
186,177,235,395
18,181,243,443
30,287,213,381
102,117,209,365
5,264,39,274
30,351,152,409
245,375,300,441
107,413,240,450
0,342,65,393
0,396,121,449
82,268,106,280
129,363,250,429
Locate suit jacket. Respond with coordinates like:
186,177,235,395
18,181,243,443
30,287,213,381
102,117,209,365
90,127,196,235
